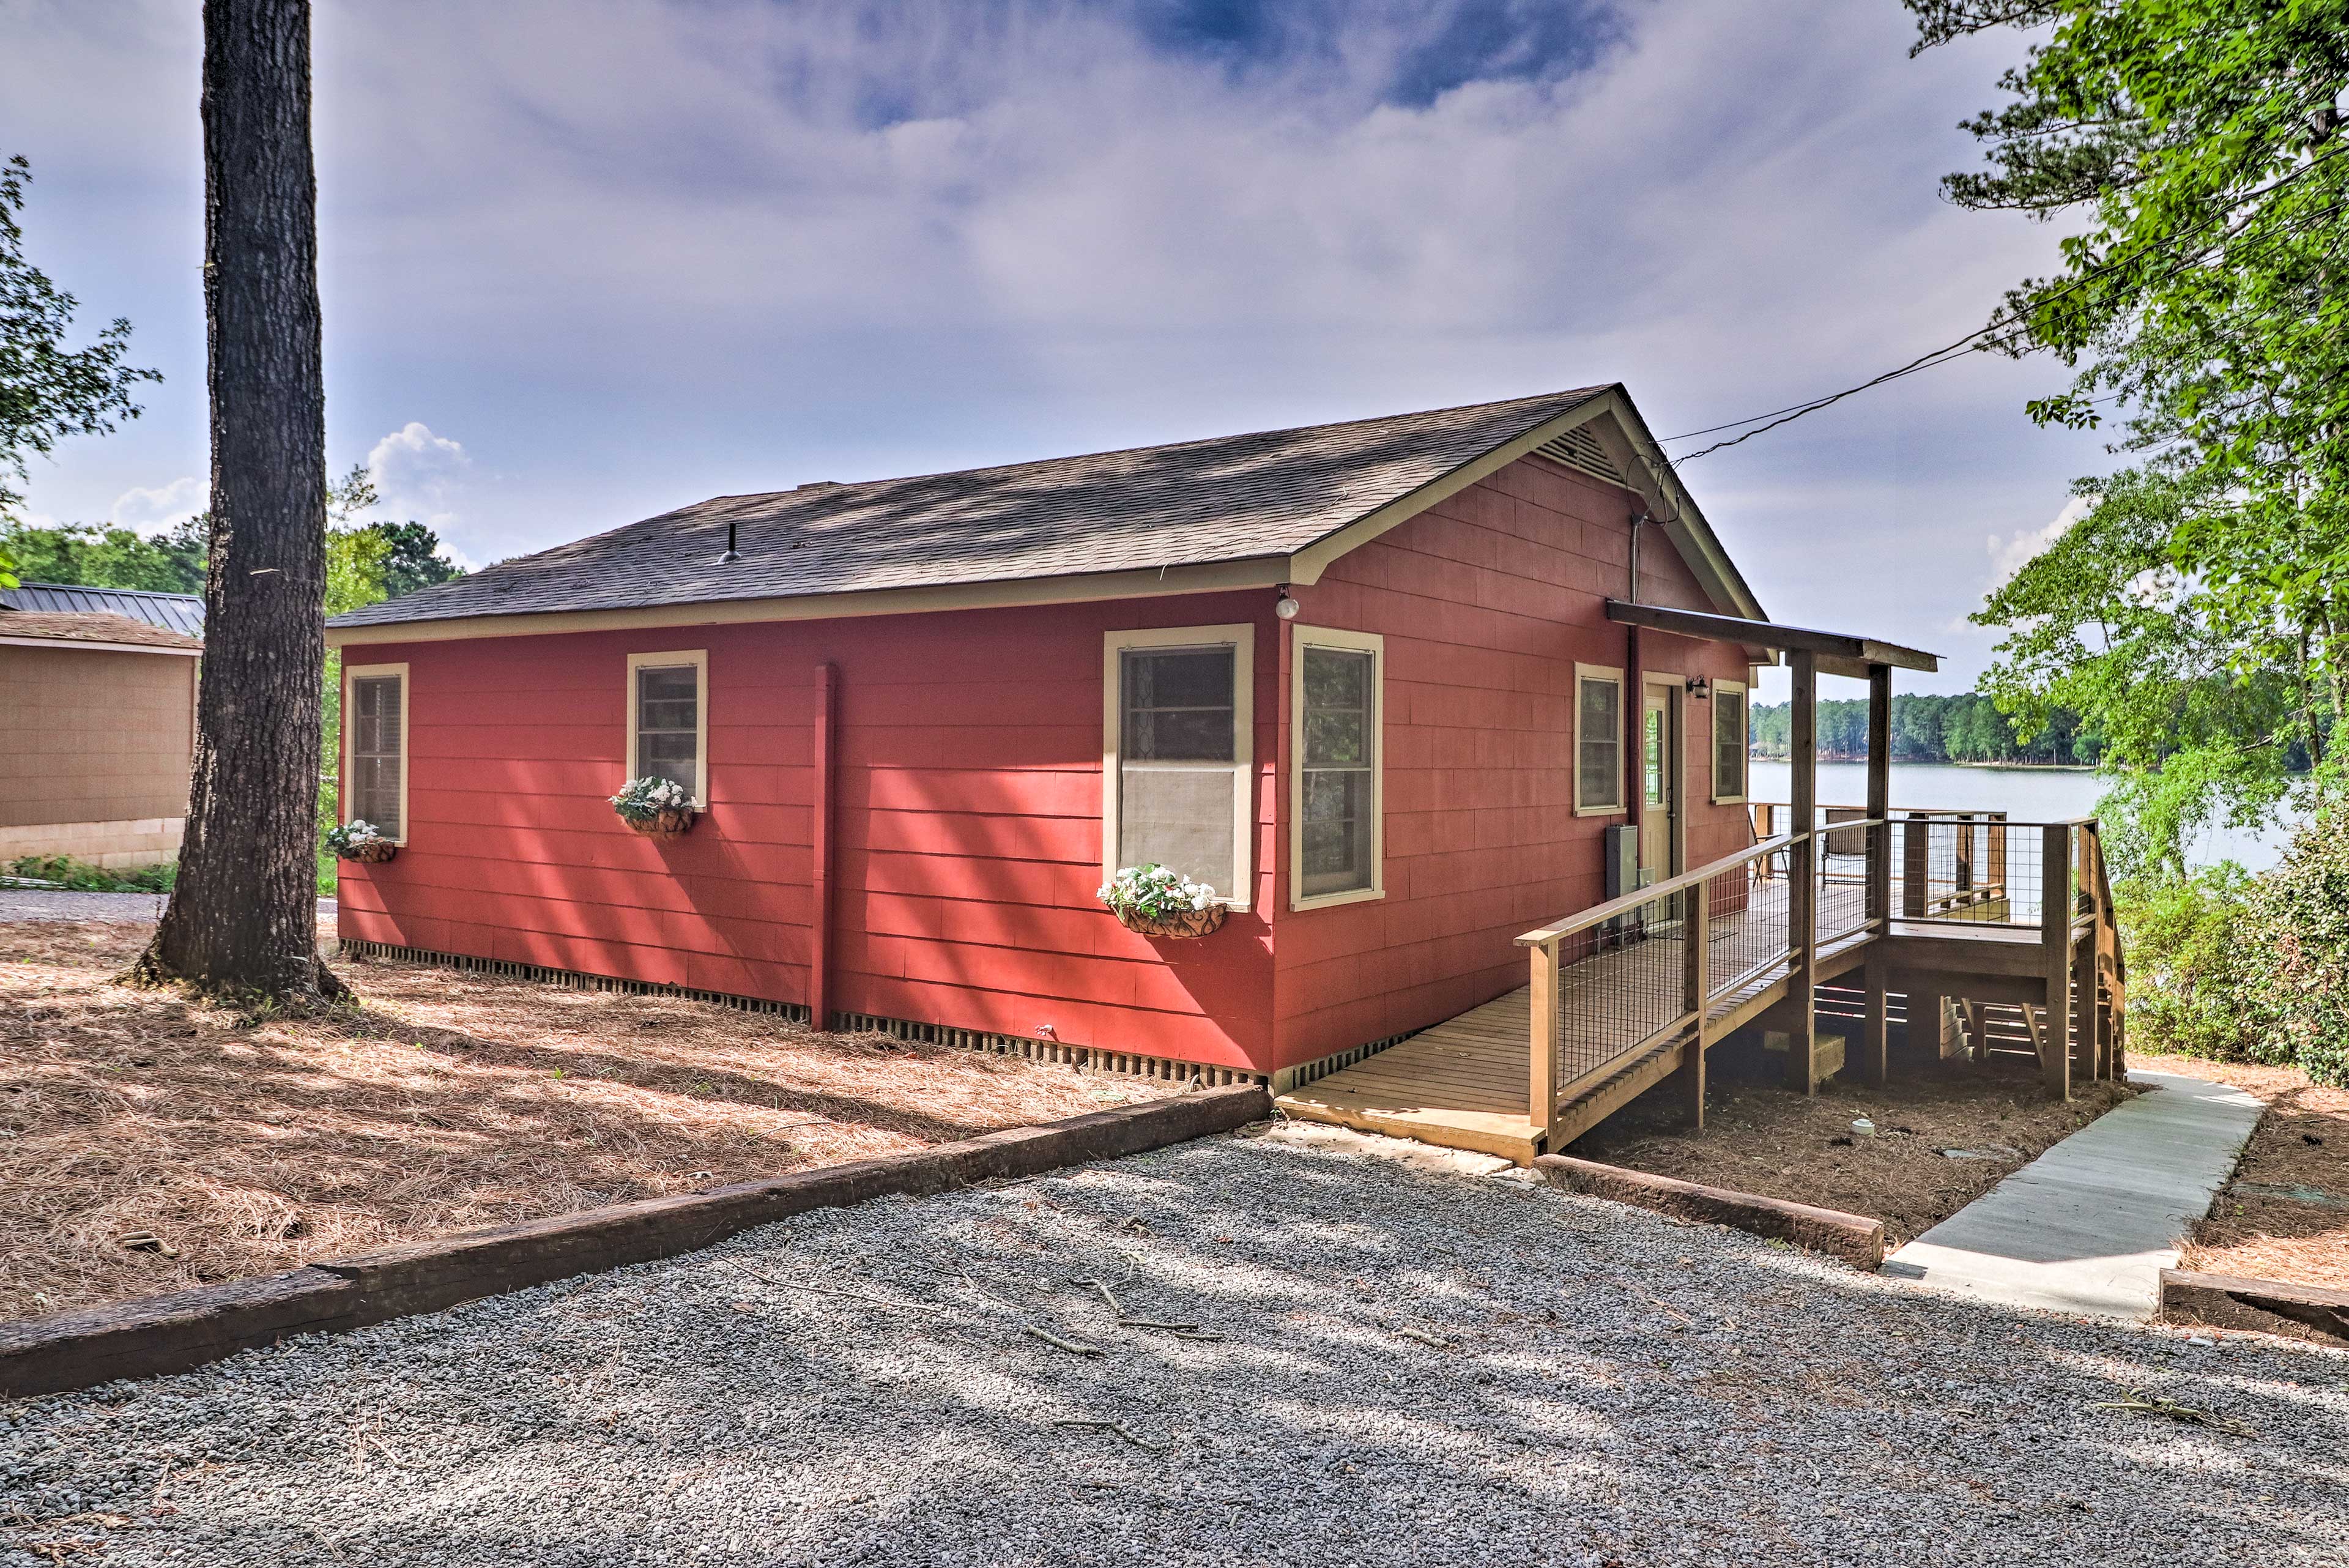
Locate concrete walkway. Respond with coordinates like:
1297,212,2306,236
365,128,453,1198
1882,1068,2263,1320
0,888,337,923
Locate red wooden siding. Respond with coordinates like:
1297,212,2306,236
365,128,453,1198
339,592,1282,1074
1265,453,1754,1069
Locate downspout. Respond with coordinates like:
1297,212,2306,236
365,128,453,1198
811,661,837,1030
1625,512,1648,829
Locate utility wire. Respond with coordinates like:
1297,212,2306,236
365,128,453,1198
1656,143,2348,464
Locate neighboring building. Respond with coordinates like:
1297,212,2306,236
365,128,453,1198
1,602,203,868
325,387,1786,1091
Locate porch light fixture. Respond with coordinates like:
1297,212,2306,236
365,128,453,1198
1274,586,1300,620
1685,675,1711,699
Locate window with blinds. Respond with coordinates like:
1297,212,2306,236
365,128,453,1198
1713,679,1750,803
1293,629,1382,906
1117,644,1239,896
1104,626,1253,905
348,670,406,838
1575,666,1625,814
626,651,707,804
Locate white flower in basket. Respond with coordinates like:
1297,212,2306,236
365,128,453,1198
325,819,396,863
611,775,696,836
1100,864,1226,937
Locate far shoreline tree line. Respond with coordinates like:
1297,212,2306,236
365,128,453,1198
1747,693,2101,768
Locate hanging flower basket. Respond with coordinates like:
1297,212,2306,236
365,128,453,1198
1116,902,1227,939
1100,864,1226,939
612,777,696,840
325,820,397,864
627,806,697,841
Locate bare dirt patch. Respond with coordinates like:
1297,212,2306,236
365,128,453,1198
2137,1051,2349,1291
1566,1052,2133,1247
0,920,1172,1320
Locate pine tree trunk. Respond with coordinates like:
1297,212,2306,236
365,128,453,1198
137,0,338,1000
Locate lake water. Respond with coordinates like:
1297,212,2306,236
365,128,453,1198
1748,759,2290,872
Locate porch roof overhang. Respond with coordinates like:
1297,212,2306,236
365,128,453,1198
1603,600,1938,681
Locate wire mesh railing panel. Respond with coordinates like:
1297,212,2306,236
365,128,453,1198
1705,860,1789,998
1549,897,1694,1089
1890,816,2043,926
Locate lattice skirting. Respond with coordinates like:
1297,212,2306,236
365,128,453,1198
336,937,1266,1088
1267,1030,1421,1096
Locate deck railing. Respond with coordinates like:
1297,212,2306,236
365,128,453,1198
1515,832,1806,1138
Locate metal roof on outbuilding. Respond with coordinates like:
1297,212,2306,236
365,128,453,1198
1,582,205,639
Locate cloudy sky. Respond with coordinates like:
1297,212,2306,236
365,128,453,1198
1,0,2109,696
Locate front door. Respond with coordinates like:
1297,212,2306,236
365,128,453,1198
1641,680,1677,883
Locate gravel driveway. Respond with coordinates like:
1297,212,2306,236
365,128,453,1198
2,1128,2342,1566
0,890,336,923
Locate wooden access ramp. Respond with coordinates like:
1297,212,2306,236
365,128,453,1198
1276,817,2124,1165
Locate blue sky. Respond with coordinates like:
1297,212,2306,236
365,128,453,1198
0,0,2109,696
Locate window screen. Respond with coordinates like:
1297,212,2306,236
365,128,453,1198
350,674,404,838
1577,674,1623,811
1715,685,1748,801
1299,645,1375,898
635,664,700,798
1118,645,1238,895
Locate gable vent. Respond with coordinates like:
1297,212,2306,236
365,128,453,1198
1532,424,1628,487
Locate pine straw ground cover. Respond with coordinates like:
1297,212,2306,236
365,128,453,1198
1566,1049,2134,1248
0,920,1173,1321
2137,1052,2349,1291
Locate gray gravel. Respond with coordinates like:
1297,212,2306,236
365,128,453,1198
0,890,336,923
2,1128,2343,1566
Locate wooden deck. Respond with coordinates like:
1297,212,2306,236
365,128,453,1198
1275,917,2048,1165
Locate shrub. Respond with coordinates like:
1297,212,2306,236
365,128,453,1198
2242,808,2349,1088
2115,866,2271,1063
3,854,176,893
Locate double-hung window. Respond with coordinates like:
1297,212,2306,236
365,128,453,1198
1712,677,1750,804
1290,626,1383,908
626,650,708,806
343,662,409,842
1574,663,1625,815
1103,626,1253,907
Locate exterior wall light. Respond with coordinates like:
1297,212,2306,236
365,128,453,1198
1685,675,1711,698
1274,587,1300,620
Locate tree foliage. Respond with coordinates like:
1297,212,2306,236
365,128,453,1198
1750,691,2098,765
1912,0,2349,874
0,153,163,587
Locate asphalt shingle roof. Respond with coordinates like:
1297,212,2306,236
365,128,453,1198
329,387,1614,630
2,582,205,638
0,609,204,650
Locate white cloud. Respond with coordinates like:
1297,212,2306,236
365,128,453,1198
108,475,206,535
363,421,471,530
1987,492,2094,585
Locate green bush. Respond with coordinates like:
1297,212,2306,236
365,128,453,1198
4,854,177,893
2118,808,2349,1087
2117,865,2271,1063
2243,809,2349,1088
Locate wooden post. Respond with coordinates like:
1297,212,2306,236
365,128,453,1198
1529,940,1559,1147
2040,822,2071,1101
810,662,838,1031
1860,662,1891,1088
1901,817,1929,919
1682,879,1709,1126
1786,648,1819,1093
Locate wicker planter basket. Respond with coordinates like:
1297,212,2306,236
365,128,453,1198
338,841,397,864
626,807,696,841
1114,902,1226,939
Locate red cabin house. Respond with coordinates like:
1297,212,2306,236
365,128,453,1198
327,387,1800,1151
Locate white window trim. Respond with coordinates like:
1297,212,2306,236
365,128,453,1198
1102,625,1255,911
1288,625,1385,912
341,661,410,846
625,648,710,808
1573,662,1628,817
1712,676,1750,805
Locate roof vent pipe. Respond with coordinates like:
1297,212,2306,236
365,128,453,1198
720,522,740,563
